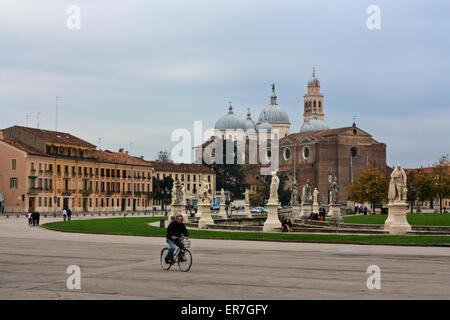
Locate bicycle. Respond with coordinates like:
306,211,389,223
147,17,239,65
160,237,192,272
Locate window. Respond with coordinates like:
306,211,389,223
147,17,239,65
10,177,18,189
284,148,291,160
11,159,17,170
303,146,310,159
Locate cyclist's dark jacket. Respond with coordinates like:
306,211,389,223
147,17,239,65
166,220,189,240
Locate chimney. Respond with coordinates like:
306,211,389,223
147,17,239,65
140,155,144,159
125,151,128,155
119,148,124,153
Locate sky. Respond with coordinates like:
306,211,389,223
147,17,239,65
0,0,449,168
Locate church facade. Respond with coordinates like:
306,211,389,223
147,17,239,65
207,70,389,205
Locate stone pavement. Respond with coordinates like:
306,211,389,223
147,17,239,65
0,216,449,299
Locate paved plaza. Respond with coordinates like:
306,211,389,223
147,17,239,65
0,216,449,300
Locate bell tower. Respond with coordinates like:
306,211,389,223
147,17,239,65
303,68,324,122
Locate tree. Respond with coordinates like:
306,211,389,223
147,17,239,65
407,171,418,213
432,154,450,213
155,150,172,162
249,180,269,207
349,165,389,213
415,173,435,211
277,173,291,206
204,139,248,198
152,176,174,212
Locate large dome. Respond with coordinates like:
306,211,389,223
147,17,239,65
300,118,329,132
215,105,246,130
257,92,290,124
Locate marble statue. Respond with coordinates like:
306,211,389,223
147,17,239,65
388,164,407,201
244,189,249,205
199,176,211,204
180,184,186,206
302,180,311,203
269,172,279,203
171,181,184,206
330,177,339,204
313,187,319,205
291,182,299,206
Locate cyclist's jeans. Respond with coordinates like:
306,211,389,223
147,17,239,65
166,238,185,260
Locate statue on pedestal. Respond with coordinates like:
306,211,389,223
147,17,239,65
388,164,407,202
330,177,339,205
301,180,311,204
269,172,279,203
244,189,249,205
291,183,299,205
199,176,211,205
313,187,319,205
171,181,185,206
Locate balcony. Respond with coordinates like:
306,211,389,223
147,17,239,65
27,187,39,195
82,189,93,196
62,189,75,196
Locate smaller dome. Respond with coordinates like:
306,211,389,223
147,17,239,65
215,105,246,131
243,109,257,131
300,118,329,132
307,69,320,87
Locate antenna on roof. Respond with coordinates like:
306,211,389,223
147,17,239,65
37,112,42,129
55,96,63,132
26,114,30,127
98,137,103,150
352,115,357,127
130,142,133,155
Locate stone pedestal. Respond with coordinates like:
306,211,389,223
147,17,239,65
312,203,319,214
385,201,411,235
291,205,301,219
217,203,227,219
198,203,214,229
263,203,280,232
244,204,252,218
172,204,189,221
329,204,343,224
300,203,312,220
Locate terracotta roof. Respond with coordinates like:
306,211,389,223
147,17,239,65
0,137,45,156
283,126,380,144
96,150,153,167
10,126,96,148
148,161,214,174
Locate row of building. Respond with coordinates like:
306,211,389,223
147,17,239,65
0,126,215,213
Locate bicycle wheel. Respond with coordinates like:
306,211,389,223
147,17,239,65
178,249,192,272
160,248,172,271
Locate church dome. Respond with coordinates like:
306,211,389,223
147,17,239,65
300,118,329,132
215,105,246,130
257,90,290,124
243,109,257,131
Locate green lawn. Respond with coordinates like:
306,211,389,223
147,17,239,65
343,213,450,226
42,217,450,246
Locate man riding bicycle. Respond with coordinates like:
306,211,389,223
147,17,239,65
165,214,189,264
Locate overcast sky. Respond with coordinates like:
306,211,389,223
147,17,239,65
1,0,449,168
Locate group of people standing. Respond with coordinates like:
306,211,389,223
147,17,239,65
309,207,327,221
354,204,368,215
27,211,40,227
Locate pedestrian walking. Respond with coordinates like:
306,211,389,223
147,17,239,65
67,208,72,221
35,211,40,226
27,212,32,226
363,206,368,215
62,207,67,221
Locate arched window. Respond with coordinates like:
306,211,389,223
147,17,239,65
313,100,316,112
319,101,322,111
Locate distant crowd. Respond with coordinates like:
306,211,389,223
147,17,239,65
27,211,40,226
